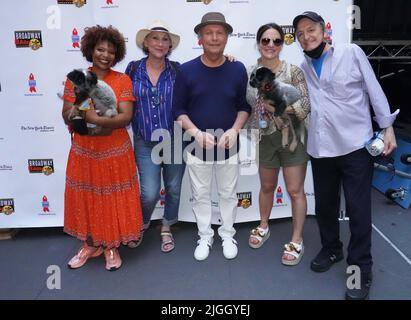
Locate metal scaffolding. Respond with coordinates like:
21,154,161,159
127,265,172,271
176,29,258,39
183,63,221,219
354,40,411,61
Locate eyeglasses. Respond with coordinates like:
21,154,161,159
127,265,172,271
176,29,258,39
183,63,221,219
260,38,284,47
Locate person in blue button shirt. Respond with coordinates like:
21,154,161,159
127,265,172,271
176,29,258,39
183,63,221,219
125,21,183,253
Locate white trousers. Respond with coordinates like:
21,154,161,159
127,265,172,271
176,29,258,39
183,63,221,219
186,152,239,240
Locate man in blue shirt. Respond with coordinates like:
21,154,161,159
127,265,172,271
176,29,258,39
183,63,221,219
172,12,251,261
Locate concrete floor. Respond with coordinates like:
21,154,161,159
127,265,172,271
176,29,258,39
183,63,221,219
0,189,410,300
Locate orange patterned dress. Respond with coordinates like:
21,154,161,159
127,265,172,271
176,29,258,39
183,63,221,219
63,69,143,248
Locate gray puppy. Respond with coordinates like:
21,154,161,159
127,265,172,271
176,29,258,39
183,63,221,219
67,69,118,117
249,66,300,117
249,66,301,151
66,69,118,135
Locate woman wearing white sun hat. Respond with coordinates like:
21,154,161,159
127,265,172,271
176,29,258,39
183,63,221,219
125,20,184,253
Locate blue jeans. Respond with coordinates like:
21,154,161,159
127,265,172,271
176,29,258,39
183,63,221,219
134,134,186,229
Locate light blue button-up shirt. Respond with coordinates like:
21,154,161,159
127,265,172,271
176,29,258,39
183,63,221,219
300,43,399,158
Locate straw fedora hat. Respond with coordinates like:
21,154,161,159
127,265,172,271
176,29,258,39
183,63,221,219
136,20,180,50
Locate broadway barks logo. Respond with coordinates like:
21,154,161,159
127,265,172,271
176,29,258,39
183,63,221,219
28,159,54,176
57,0,87,7
281,25,296,46
186,0,213,4
237,192,252,208
0,199,15,216
15,30,42,50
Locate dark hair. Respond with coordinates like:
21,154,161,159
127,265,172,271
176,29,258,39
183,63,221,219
80,25,126,66
256,23,285,43
142,32,172,57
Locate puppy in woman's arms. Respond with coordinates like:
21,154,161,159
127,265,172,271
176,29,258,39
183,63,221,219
66,69,118,135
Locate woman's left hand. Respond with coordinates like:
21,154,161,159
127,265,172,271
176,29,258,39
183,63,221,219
84,109,100,125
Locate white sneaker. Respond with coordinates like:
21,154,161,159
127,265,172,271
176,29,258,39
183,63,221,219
222,238,238,259
194,238,213,261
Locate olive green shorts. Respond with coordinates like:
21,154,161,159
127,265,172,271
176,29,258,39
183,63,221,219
258,131,309,169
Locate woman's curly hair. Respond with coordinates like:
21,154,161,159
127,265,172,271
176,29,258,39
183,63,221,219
80,25,126,66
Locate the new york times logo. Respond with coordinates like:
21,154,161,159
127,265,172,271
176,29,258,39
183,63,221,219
21,125,55,133
230,32,256,40
0,165,12,171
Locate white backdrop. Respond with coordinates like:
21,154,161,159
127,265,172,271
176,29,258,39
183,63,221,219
0,0,352,228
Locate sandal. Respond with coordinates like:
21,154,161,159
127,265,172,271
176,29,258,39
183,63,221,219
127,230,144,249
104,248,122,271
281,241,304,266
249,226,270,249
160,231,175,253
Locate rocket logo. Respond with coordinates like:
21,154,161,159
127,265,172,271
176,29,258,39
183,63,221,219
29,73,37,93
275,186,283,204
159,189,166,206
42,196,50,213
72,28,80,48
325,22,333,44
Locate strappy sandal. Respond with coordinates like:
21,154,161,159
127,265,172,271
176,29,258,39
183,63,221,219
281,241,304,266
249,226,270,249
160,231,175,253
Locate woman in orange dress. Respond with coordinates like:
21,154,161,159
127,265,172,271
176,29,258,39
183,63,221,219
62,25,143,271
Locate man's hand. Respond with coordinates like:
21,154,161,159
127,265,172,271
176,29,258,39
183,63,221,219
195,130,216,150
383,126,397,156
217,128,238,149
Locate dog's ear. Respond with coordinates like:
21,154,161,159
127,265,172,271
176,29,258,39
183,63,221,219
249,68,258,88
67,69,85,86
86,71,98,86
255,67,269,82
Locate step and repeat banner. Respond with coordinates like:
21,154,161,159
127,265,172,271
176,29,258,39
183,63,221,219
0,0,352,228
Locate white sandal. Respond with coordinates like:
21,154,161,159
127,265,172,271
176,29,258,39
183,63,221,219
249,226,270,249
281,241,304,266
